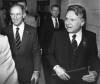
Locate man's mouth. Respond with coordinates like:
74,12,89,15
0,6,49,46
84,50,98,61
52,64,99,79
67,26,72,29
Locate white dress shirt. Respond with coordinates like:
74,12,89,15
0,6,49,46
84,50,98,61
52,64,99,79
13,22,24,41
51,17,59,28
69,29,82,46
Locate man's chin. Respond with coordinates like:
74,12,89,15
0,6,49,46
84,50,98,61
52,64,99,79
13,22,21,26
67,29,73,33
14,24,19,26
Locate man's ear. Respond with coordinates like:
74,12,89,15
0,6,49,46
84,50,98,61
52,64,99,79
23,12,26,18
81,19,85,27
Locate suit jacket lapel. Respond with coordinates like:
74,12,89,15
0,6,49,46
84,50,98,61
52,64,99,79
8,26,16,52
64,29,88,53
63,30,74,66
50,17,55,29
64,30,73,52
76,30,88,53
20,24,30,51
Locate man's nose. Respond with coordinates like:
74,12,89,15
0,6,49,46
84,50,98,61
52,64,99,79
66,20,71,25
65,20,72,28
13,15,18,19
65,20,68,24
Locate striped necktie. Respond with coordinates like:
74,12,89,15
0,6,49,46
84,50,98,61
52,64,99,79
15,28,21,50
72,34,77,51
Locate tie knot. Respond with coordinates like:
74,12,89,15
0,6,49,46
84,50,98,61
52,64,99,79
16,27,19,31
72,34,76,39
55,18,57,21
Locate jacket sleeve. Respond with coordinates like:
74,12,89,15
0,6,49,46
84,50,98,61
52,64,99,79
47,32,59,69
89,33,100,72
32,29,41,71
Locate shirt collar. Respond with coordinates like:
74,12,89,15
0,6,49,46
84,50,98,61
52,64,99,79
13,22,24,30
51,16,58,21
13,22,25,40
69,29,82,38
69,29,82,45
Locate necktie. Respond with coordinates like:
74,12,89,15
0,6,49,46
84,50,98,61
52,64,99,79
55,18,59,29
71,34,77,51
15,28,21,49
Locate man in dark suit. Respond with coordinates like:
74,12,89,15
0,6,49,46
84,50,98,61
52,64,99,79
39,4,65,50
3,4,41,84
38,4,65,84
47,5,100,84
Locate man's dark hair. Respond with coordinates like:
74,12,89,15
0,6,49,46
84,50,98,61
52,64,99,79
67,5,87,29
17,0,27,6
51,4,60,11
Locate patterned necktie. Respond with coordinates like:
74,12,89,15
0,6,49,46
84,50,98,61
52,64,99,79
72,34,77,51
55,18,59,29
15,28,21,50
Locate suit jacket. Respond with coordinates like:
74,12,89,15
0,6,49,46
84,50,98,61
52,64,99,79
0,35,18,84
4,24,41,82
39,16,65,50
47,29,100,74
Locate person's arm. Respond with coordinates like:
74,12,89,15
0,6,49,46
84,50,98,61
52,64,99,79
38,21,47,49
89,34,100,72
47,32,58,67
82,33,100,82
47,32,70,80
31,28,41,83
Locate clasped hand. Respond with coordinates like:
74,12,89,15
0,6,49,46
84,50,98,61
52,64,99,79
82,71,97,82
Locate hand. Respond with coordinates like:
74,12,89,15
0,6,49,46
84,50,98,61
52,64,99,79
31,71,40,84
82,71,97,82
54,65,70,80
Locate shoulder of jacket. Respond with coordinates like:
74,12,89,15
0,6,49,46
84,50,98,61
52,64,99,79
85,30,96,36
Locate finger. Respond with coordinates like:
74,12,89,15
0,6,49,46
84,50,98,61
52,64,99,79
65,73,70,79
34,78,38,84
31,76,36,81
59,75,68,80
85,75,95,79
82,75,92,80
82,76,95,82
82,75,89,81
85,79,95,82
31,76,34,81
62,74,69,80
59,74,69,80
87,76,95,81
